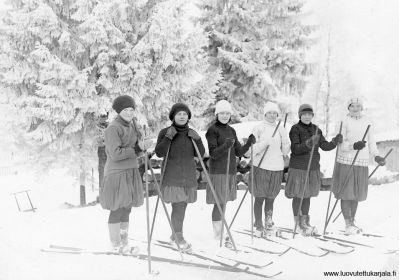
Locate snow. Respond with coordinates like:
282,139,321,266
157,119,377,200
375,130,399,143
1,168,399,280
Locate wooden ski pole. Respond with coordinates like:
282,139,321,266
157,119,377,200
322,122,343,235
191,139,238,252
219,146,231,247
229,120,281,230
292,126,319,239
144,150,152,273
323,125,370,233
149,145,170,241
250,143,254,243
331,148,393,224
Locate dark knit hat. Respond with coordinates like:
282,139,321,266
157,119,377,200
169,103,191,121
112,95,135,114
298,104,314,118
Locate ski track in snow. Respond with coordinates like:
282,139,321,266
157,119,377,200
0,169,398,280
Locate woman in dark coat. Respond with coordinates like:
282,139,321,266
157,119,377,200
100,95,146,253
285,104,342,236
155,103,205,251
205,100,255,242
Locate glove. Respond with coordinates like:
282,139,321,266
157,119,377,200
353,140,366,150
374,156,386,166
165,126,177,140
188,129,201,141
305,134,320,148
332,133,343,145
246,134,256,145
224,138,235,148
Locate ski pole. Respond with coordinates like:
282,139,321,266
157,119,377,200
149,145,170,241
250,143,254,243
191,139,238,252
331,148,393,224
322,122,343,235
283,113,288,128
323,125,370,234
220,146,231,247
229,120,281,230
292,126,319,239
144,149,152,273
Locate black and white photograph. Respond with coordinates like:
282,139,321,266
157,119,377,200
0,0,398,279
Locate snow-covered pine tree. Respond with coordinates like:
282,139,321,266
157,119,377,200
197,0,315,121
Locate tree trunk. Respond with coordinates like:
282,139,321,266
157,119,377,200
80,166,86,206
325,32,332,136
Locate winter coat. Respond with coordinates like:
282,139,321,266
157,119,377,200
206,121,251,175
250,121,290,171
104,116,140,176
289,121,336,170
335,114,378,167
155,123,205,188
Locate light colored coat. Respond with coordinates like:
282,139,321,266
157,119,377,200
249,121,290,171
336,114,378,167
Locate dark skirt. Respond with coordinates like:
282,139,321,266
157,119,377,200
100,168,144,211
162,186,197,203
248,167,283,198
285,168,321,198
332,163,369,201
206,174,237,204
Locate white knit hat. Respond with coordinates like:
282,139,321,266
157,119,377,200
215,100,233,115
347,97,363,109
263,102,280,116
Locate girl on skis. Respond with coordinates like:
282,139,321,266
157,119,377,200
155,103,205,250
248,102,290,237
285,104,343,236
100,95,149,253
332,97,385,234
205,100,256,241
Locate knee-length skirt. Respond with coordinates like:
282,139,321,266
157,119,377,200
285,168,321,199
206,174,237,204
248,167,283,198
162,186,197,204
332,163,369,201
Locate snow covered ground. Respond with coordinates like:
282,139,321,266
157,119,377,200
1,168,398,280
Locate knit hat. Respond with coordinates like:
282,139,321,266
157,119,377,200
112,95,136,114
169,103,192,121
263,102,280,116
347,97,363,109
298,104,314,118
215,100,233,115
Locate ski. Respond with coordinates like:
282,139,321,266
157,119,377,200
277,227,355,254
46,244,282,278
240,243,292,256
154,239,273,270
236,229,330,257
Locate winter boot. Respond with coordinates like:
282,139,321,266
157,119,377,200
170,232,192,253
263,210,281,237
224,236,233,249
351,217,363,233
119,222,139,255
108,223,122,253
293,216,311,236
254,220,264,238
302,215,318,235
345,219,361,235
212,221,223,240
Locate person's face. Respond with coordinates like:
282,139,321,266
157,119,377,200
349,103,362,114
174,111,189,125
217,112,231,124
119,107,134,122
264,111,278,123
300,112,314,124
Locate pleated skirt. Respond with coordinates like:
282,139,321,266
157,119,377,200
162,186,197,204
248,167,283,198
285,168,321,198
332,163,369,201
100,168,144,211
206,174,237,204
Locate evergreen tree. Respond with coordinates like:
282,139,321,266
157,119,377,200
198,0,314,121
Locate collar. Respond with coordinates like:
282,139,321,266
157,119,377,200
116,115,131,127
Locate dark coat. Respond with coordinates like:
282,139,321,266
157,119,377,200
206,121,250,175
289,121,336,170
155,124,205,188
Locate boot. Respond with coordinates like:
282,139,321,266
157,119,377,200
119,222,139,255
302,215,318,235
170,232,192,252
263,210,280,237
351,217,363,233
212,221,222,240
108,223,122,252
254,220,264,237
345,219,361,235
293,216,311,236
